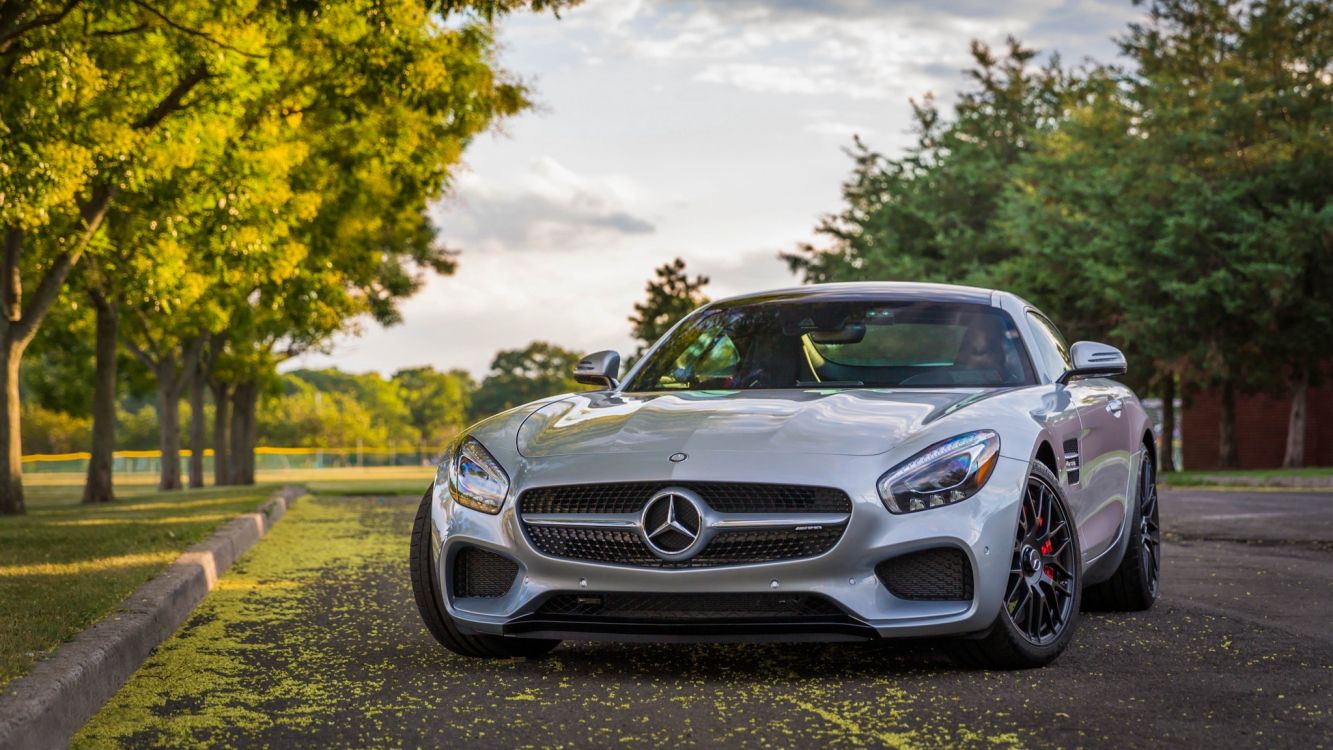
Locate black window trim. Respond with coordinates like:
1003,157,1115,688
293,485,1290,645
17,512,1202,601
1023,307,1072,384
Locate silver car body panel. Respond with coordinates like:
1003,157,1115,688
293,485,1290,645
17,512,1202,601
431,282,1152,641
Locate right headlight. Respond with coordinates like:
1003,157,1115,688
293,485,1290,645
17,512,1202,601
436,437,509,515
877,430,1000,514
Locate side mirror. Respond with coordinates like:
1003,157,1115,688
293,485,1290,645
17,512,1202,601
574,350,621,389
1058,341,1127,384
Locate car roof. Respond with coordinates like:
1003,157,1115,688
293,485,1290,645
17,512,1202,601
710,281,997,307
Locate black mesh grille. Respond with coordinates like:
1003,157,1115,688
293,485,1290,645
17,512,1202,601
875,547,974,601
519,481,850,568
452,547,519,598
536,592,844,620
520,482,851,515
524,525,845,568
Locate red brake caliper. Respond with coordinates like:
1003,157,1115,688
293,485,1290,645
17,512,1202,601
1041,538,1054,579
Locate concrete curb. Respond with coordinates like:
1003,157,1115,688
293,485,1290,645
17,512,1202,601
0,485,307,750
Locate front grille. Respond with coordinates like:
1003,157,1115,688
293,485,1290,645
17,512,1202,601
452,547,519,598
524,525,847,568
536,592,845,620
875,547,974,601
519,481,850,568
520,482,851,515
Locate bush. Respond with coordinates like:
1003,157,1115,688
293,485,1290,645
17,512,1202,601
19,406,92,455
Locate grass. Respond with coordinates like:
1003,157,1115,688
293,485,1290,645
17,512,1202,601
1163,466,1333,487
0,466,432,690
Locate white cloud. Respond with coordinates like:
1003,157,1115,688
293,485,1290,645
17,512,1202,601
696,63,889,100
804,120,876,139
436,157,655,254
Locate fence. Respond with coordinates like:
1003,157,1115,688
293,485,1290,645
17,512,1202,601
20,447,444,475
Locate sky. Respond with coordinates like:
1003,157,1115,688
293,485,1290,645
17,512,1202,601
291,0,1146,379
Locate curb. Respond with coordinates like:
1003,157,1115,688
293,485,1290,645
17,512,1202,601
0,485,307,750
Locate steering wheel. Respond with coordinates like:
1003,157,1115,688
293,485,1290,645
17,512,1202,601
735,367,766,389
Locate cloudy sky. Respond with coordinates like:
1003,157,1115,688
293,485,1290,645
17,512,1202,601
293,0,1145,378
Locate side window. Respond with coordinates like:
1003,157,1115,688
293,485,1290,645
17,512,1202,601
1026,312,1071,382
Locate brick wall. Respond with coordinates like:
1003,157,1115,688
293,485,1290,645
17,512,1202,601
1182,377,1333,470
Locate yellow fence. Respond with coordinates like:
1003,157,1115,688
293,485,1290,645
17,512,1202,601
20,447,442,474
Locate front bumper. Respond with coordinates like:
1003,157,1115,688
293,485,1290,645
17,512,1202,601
431,450,1027,641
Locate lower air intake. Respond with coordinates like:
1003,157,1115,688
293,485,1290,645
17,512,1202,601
452,547,518,599
876,547,974,601
536,592,845,620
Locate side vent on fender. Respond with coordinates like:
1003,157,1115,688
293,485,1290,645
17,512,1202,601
1062,438,1081,484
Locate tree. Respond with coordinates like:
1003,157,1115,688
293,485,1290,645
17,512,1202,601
628,258,710,358
199,0,563,485
469,342,586,420
0,1,280,512
1,0,573,506
393,367,476,450
258,376,389,451
786,2,1331,470
783,39,1070,290
1004,0,1332,468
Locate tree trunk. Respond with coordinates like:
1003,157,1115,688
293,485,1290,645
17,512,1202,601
82,291,118,503
1282,370,1308,469
211,380,230,486
1159,370,1176,473
156,367,184,491
0,341,23,515
187,363,206,488
229,382,258,485
1218,379,1240,469
243,386,258,483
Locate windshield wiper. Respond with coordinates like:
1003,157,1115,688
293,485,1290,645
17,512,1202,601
796,380,864,387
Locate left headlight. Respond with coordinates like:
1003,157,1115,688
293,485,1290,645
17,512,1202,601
877,430,1000,514
436,437,509,515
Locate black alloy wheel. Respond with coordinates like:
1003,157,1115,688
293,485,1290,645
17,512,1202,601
1004,469,1078,646
1084,450,1162,611
1137,455,1162,598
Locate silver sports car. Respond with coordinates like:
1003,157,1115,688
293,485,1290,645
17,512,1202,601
411,282,1160,668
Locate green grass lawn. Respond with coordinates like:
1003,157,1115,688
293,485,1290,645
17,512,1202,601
0,466,433,690
1163,466,1333,487
0,482,277,690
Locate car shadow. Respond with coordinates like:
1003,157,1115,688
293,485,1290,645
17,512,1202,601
480,638,965,679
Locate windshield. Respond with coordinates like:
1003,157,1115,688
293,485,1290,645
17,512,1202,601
624,299,1036,391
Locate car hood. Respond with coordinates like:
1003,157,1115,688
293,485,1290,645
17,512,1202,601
515,388,992,458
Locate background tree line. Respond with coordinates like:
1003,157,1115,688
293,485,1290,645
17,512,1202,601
784,0,1331,470
18,257,706,461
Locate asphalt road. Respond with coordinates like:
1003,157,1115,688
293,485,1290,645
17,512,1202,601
74,489,1332,749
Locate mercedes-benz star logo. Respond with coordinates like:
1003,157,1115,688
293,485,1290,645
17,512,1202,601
640,488,705,560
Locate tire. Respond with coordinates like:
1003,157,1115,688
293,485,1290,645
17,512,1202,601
958,462,1082,669
1083,449,1161,611
409,488,560,658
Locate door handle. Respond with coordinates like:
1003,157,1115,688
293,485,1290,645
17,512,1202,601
1106,397,1123,417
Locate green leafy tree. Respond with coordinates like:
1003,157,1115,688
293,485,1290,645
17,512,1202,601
257,377,389,451
0,1,253,513
200,0,565,486
393,367,476,450
783,39,1070,289
787,3,1331,470
469,341,586,420
0,0,574,507
628,258,710,358
1120,0,1332,468
1002,0,1332,468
